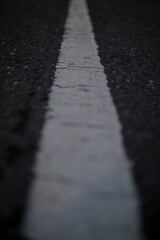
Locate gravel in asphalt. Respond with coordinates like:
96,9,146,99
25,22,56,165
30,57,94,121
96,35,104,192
87,0,160,239
0,0,69,238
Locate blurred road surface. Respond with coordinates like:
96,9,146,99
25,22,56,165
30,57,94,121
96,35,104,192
0,0,160,239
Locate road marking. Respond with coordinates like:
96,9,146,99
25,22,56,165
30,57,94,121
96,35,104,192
24,0,142,239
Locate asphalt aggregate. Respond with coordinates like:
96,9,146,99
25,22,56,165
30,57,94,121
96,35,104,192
0,0,69,239
0,0,160,239
87,0,160,239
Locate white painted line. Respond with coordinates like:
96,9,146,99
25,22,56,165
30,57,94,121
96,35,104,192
24,0,142,239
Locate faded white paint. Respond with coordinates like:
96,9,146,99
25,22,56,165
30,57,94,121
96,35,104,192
24,0,142,239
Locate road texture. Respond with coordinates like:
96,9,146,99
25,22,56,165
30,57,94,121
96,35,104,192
0,0,69,239
0,0,160,239
87,0,160,239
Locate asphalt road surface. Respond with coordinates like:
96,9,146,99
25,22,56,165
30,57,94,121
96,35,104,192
0,0,160,239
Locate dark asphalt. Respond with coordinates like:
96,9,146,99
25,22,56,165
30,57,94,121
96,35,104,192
87,0,160,239
0,0,69,239
0,0,160,239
